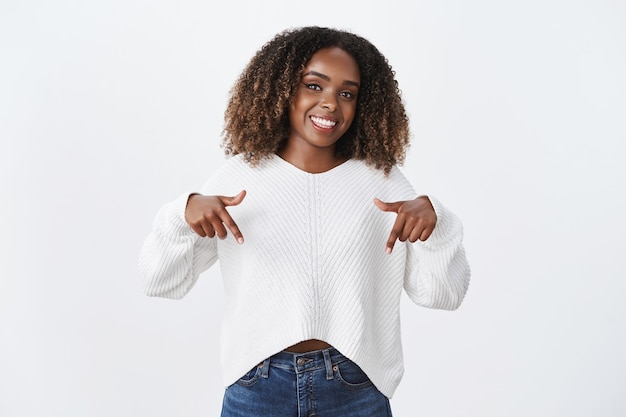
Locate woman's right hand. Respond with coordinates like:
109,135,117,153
184,190,246,243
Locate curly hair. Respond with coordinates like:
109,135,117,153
222,26,410,175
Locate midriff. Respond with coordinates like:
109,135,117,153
284,339,332,353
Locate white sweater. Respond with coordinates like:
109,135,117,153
138,154,470,398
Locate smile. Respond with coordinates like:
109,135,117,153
310,116,337,130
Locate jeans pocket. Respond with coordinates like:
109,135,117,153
235,364,262,387
333,359,374,389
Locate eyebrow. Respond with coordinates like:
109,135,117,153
303,71,360,88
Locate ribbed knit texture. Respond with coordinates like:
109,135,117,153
138,155,470,398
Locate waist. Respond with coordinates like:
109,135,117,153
284,339,332,353
268,347,348,372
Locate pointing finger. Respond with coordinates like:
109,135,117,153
385,217,406,254
221,211,244,244
216,191,246,243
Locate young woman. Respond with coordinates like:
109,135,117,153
139,26,470,417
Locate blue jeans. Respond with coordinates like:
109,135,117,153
220,347,392,417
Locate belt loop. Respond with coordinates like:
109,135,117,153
260,357,270,378
322,349,333,380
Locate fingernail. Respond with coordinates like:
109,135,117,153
237,237,244,244
386,247,392,254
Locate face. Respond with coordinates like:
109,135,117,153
288,47,360,152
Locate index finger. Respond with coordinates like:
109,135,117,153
385,217,404,254
219,208,244,244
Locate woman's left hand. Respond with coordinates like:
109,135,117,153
374,196,437,253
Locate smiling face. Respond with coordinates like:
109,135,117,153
287,47,361,155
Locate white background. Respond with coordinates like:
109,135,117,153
1,0,625,416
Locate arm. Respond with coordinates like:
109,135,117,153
402,196,470,310
138,190,247,299
374,195,470,310
138,193,218,299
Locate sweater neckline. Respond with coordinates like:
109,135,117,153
270,154,356,176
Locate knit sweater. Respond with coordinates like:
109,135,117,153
138,154,470,398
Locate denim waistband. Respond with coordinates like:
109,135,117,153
260,347,348,380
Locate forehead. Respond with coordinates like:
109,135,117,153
303,47,360,82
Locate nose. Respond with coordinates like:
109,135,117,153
321,93,337,112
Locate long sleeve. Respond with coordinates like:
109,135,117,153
403,196,470,310
138,192,218,299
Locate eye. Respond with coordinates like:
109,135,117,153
304,83,321,91
340,91,356,99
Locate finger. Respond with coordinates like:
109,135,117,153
398,226,411,242
190,223,207,238
203,223,216,238
419,226,434,241
404,216,428,242
373,198,402,213
210,215,228,239
398,216,418,242
408,226,423,243
221,211,244,244
385,232,398,254
206,205,244,243
385,220,404,254
220,190,247,207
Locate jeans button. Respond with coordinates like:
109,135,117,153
297,358,305,366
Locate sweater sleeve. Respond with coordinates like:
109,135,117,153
403,196,471,310
138,192,218,299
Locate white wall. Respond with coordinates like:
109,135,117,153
1,1,624,416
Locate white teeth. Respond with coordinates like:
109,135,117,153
311,116,337,128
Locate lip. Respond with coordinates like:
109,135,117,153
309,115,339,132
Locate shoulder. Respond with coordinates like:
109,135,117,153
329,160,416,201
344,160,409,181
197,154,257,195
213,154,260,176
355,160,414,184
374,163,416,201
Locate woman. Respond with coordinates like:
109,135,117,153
139,26,470,416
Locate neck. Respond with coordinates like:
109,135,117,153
277,143,347,174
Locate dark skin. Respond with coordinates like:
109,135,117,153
185,47,437,353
